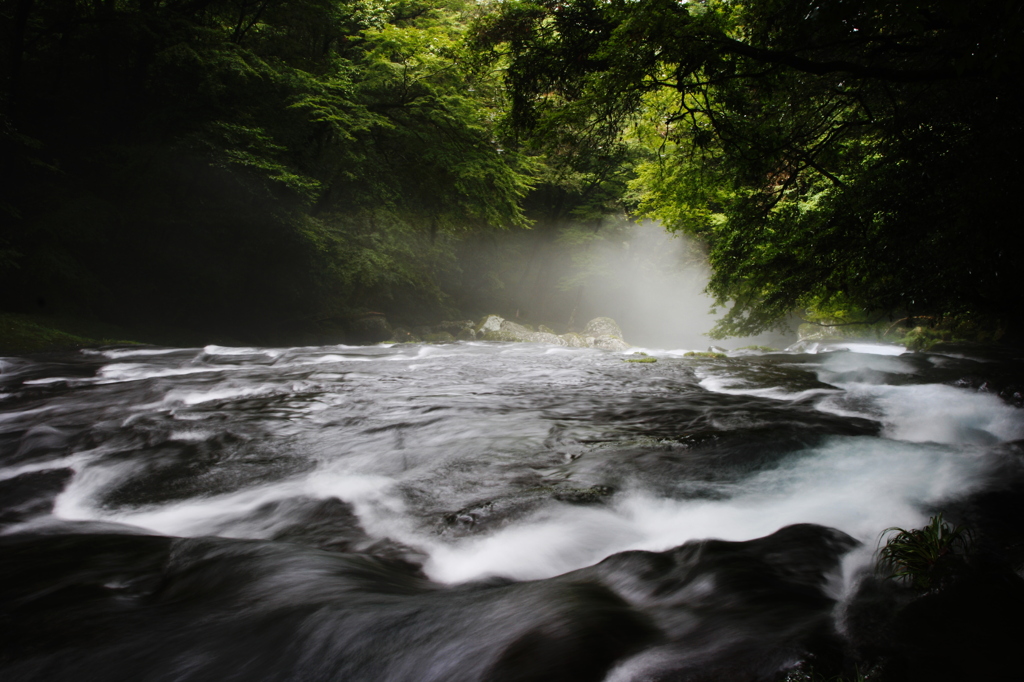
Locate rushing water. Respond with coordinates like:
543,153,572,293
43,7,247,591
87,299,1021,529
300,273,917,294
2,340,1023,681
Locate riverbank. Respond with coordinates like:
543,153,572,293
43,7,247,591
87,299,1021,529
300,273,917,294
0,313,141,355
0,312,245,355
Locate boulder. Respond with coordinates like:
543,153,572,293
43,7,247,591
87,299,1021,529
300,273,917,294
435,320,476,335
387,327,420,344
422,331,456,344
476,315,504,334
499,320,565,345
346,313,393,344
582,317,623,338
582,316,630,351
560,333,591,348
473,314,630,349
593,336,631,351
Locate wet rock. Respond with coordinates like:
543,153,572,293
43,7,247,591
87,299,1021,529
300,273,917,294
480,328,522,342
346,313,393,344
456,327,476,341
422,331,456,344
387,327,420,344
441,485,617,536
560,332,591,348
499,320,565,345
0,521,860,682
476,315,504,333
474,314,630,349
0,468,74,525
582,317,630,351
952,375,1024,408
553,485,615,504
441,494,549,536
1000,384,1024,407
582,317,624,339
239,496,427,565
434,320,475,335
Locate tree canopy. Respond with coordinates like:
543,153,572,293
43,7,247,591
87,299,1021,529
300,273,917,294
474,0,1024,337
1,0,538,336
3,0,1022,343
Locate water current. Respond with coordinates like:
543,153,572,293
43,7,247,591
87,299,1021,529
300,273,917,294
2,340,1023,681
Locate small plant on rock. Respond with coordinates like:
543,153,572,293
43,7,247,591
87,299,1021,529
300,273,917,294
877,514,972,592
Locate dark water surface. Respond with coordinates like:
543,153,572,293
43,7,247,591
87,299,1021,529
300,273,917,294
2,341,1023,681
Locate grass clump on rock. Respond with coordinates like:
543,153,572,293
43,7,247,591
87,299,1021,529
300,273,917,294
624,352,656,363
877,514,973,592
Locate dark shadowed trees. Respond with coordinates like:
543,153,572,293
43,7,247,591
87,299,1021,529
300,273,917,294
473,0,1024,338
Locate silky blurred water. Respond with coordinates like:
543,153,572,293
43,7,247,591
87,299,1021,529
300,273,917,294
1,340,1021,681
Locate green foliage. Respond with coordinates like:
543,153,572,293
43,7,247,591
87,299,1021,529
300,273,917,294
476,0,1024,339
0,312,140,355
683,351,726,359
0,0,534,335
877,514,973,592
624,356,656,363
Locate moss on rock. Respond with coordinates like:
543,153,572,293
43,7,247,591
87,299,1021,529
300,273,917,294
684,351,727,359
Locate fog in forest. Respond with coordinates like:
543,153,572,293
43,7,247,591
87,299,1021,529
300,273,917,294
490,221,794,350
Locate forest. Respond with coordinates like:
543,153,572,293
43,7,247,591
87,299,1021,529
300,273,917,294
2,0,1022,347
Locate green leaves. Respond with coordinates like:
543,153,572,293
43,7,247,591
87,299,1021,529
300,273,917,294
0,0,543,329
478,0,1024,338
877,514,973,593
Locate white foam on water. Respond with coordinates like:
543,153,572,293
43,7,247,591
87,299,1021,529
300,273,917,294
425,505,640,582
418,436,995,584
815,351,917,384
47,448,404,540
162,385,270,406
202,345,273,356
288,354,373,364
78,483,311,537
22,376,78,385
0,455,80,482
91,347,194,359
698,373,840,402
792,341,907,356
818,383,1024,445
96,363,228,383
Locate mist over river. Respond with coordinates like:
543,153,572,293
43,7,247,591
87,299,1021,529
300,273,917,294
2,340,1023,681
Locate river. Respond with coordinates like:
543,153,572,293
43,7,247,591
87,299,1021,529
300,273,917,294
2,340,1022,681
